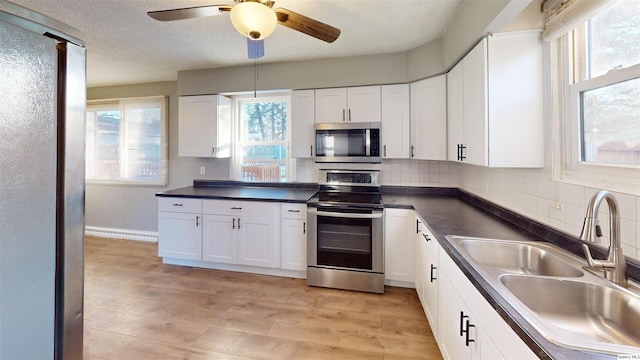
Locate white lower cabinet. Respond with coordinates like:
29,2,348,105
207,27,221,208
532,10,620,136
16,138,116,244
281,203,307,271
158,198,203,261
203,200,280,269
415,217,440,338
202,214,236,264
439,270,502,359
237,215,279,268
384,208,415,284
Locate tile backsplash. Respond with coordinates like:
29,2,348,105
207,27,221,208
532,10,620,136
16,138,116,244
458,164,640,261
295,158,640,261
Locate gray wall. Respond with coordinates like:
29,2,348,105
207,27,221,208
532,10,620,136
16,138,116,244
86,0,533,233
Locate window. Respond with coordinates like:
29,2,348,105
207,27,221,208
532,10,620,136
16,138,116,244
86,96,167,185
547,0,640,194
233,94,291,182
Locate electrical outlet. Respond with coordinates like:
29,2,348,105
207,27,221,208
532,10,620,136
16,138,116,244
552,202,562,210
200,166,206,175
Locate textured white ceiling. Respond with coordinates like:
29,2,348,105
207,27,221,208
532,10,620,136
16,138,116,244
4,0,464,87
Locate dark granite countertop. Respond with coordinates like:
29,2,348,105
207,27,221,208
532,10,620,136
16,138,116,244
156,180,318,203
382,186,639,360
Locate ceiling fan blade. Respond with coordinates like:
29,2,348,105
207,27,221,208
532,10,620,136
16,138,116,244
247,39,265,59
274,8,340,43
147,5,231,22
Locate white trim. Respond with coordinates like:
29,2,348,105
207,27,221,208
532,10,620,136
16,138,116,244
85,226,158,242
162,257,306,279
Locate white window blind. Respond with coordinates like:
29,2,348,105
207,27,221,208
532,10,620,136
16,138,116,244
543,0,616,41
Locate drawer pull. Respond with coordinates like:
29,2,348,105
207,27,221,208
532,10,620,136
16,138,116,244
423,233,431,242
232,218,236,229
172,203,183,207
196,216,200,227
287,209,300,213
231,207,242,210
237,218,241,229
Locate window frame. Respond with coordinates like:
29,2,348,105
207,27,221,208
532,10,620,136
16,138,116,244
230,92,293,182
551,9,640,195
86,96,168,186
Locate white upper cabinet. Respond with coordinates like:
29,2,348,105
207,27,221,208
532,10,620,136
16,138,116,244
381,84,410,159
448,31,544,167
410,75,447,160
178,95,231,158
315,86,381,123
290,90,315,158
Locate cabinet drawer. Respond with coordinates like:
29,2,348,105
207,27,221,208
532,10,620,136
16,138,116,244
203,199,279,218
159,198,202,213
281,203,307,219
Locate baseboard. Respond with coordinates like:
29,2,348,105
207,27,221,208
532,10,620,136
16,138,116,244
85,226,158,243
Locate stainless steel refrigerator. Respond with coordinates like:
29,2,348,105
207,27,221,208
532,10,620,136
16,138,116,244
0,3,85,359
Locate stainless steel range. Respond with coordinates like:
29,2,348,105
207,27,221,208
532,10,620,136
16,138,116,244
307,169,384,293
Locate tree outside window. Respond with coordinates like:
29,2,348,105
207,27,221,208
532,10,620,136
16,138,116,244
236,96,290,182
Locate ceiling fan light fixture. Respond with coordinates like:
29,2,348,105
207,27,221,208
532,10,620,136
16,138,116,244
230,1,277,40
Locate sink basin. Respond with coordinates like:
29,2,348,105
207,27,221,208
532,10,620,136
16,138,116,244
501,275,640,350
454,238,583,277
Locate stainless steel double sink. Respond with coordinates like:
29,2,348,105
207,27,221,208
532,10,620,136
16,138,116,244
447,236,640,355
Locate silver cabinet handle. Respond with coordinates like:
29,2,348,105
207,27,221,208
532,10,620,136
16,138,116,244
212,146,216,156
310,145,313,157
287,209,300,213
383,144,387,157
348,108,351,122
342,109,345,122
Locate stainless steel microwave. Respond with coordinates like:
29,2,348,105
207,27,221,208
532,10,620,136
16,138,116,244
314,122,381,163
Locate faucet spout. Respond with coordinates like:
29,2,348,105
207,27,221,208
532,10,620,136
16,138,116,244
579,190,627,285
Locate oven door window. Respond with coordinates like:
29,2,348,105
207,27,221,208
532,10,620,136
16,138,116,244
316,129,367,157
316,214,372,270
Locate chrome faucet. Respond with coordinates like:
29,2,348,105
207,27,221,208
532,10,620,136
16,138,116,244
579,190,627,285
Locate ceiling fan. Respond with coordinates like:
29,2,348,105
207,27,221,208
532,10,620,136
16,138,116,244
148,0,341,59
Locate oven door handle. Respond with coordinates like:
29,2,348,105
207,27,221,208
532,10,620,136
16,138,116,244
308,208,383,219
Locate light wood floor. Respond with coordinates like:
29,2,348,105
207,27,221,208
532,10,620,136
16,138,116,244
84,236,442,360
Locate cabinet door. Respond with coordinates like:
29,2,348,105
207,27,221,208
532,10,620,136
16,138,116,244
281,218,306,271
487,32,544,167
347,86,381,123
384,209,415,283
178,95,230,158
291,90,315,158
462,39,489,166
438,273,472,360
381,84,410,159
315,88,347,123
202,214,237,264
422,239,439,339
410,76,447,160
237,216,280,268
158,212,202,260
447,61,464,162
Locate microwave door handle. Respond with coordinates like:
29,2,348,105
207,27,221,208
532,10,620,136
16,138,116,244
309,209,383,219
365,129,370,156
